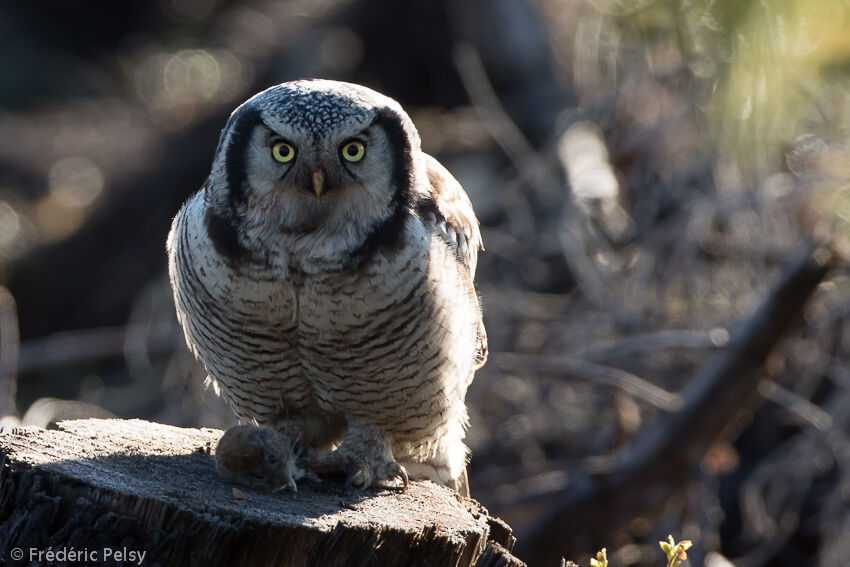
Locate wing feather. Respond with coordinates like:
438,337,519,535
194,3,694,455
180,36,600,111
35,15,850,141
417,154,488,370
417,154,483,277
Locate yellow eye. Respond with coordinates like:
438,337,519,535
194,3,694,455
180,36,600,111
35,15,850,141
271,141,296,163
341,140,366,162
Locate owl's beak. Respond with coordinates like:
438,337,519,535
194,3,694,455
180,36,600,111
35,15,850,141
311,168,325,201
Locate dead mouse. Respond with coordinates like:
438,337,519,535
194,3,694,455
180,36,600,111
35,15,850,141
215,425,306,493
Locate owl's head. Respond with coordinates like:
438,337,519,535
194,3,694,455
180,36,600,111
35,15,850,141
204,80,423,261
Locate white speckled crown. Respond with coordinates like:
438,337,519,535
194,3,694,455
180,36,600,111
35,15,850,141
237,79,419,146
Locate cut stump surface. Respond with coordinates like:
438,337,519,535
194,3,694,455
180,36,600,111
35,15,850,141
0,419,522,566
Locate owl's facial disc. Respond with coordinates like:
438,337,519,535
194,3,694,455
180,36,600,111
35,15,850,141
280,136,368,203
232,112,397,236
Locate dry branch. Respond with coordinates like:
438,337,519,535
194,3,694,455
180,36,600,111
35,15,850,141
0,419,524,567
16,325,183,375
514,240,835,565
0,286,18,418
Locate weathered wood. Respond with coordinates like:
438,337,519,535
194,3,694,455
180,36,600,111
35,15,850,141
0,419,524,567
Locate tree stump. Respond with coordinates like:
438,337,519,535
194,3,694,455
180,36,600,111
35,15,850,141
0,419,523,566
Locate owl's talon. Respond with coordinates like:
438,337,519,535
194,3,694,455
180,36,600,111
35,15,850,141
311,449,408,491
344,464,371,489
383,461,409,492
398,466,410,492
274,476,298,494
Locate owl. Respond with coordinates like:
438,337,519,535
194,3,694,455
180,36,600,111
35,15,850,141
167,79,486,495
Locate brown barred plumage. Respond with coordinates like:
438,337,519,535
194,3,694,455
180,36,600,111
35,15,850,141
167,80,485,494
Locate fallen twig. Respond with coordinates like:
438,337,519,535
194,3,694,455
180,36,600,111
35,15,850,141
514,240,835,565
0,286,19,418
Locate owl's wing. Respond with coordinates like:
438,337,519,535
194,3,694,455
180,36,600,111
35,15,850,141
417,153,488,370
417,154,484,277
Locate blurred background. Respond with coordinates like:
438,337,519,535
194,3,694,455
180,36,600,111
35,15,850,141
1,0,850,565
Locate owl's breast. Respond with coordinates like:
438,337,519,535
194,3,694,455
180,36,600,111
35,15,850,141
293,220,479,433
296,233,430,361
169,193,312,423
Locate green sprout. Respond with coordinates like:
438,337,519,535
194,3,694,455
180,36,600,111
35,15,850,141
659,535,692,567
590,548,608,567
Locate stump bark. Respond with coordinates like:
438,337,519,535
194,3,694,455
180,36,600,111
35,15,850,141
0,419,523,567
